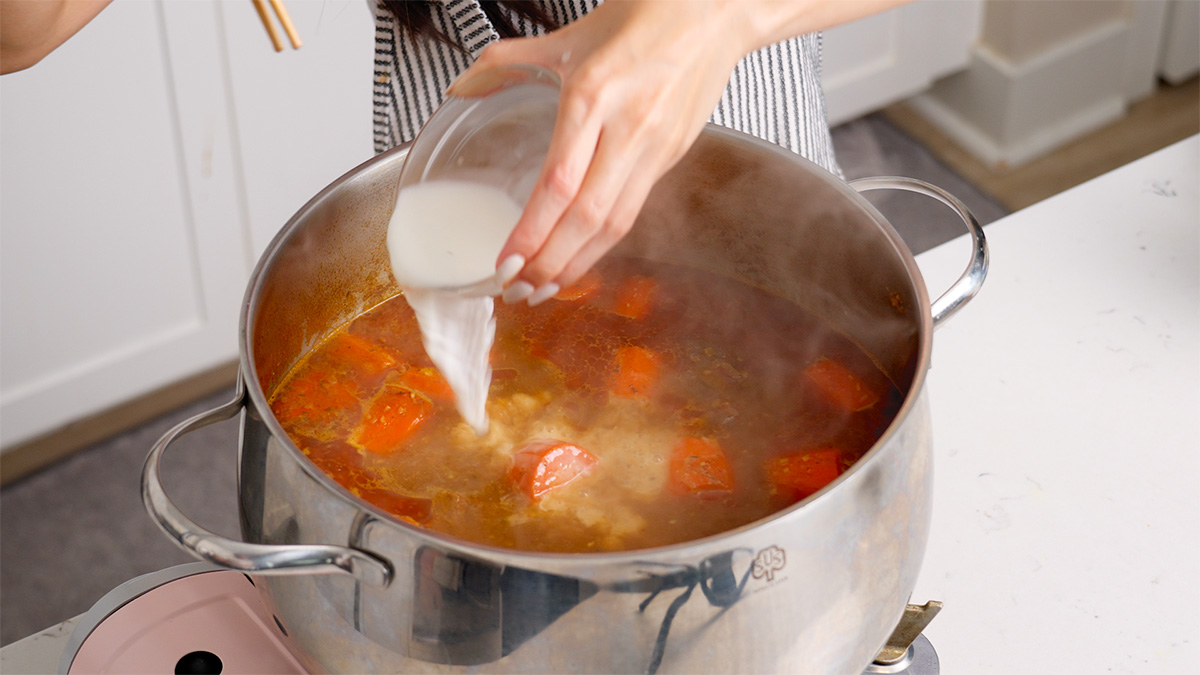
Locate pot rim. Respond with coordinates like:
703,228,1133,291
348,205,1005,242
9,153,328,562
237,125,935,565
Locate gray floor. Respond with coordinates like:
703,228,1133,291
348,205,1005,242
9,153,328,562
0,113,1008,646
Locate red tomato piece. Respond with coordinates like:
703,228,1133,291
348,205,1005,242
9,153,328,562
612,345,659,398
803,358,880,412
354,387,432,455
272,368,359,428
302,441,367,487
509,439,599,501
765,448,844,502
355,488,433,524
326,331,398,374
612,276,657,319
396,366,455,402
669,437,734,495
554,270,603,302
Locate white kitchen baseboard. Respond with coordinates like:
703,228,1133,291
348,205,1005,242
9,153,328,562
906,15,1148,170
0,360,237,485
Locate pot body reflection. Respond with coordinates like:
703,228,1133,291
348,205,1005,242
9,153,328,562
231,126,949,673
239,395,931,673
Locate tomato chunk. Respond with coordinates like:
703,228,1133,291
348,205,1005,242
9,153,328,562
612,276,657,319
554,270,603,302
612,345,659,398
302,441,367,487
355,488,433,524
272,368,359,428
804,358,880,412
326,331,398,374
509,439,598,501
396,366,455,402
765,448,844,502
669,437,734,495
355,387,432,455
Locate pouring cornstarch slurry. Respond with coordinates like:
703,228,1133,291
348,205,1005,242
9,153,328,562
387,180,524,435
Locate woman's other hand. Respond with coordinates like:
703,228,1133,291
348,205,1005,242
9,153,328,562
1,0,112,75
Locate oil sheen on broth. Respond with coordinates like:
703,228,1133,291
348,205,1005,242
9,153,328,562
269,258,902,553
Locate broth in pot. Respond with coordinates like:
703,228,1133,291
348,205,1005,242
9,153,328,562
269,257,902,553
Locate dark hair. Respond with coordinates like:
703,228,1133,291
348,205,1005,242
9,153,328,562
382,1,558,50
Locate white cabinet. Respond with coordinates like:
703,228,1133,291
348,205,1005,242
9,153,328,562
1159,0,1200,84
0,0,977,453
212,0,374,256
0,0,372,450
822,0,984,126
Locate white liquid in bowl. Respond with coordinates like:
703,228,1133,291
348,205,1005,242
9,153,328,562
387,180,523,289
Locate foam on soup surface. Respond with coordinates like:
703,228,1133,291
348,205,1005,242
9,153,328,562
268,258,902,553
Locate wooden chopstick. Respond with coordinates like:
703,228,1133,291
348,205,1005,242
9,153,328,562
251,0,302,52
269,0,303,49
251,0,283,51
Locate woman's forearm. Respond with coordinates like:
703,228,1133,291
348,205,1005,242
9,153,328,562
1,0,112,74
722,0,913,56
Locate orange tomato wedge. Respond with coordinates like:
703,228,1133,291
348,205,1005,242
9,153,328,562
354,387,432,455
803,358,880,412
765,448,844,502
612,345,659,398
354,487,433,524
669,437,734,495
396,366,455,402
509,439,599,501
554,270,603,302
326,331,398,374
272,368,359,428
612,276,657,319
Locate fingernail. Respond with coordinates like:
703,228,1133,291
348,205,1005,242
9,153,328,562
495,254,526,285
502,281,534,304
527,282,560,306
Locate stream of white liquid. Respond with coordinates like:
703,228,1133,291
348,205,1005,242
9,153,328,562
386,180,524,436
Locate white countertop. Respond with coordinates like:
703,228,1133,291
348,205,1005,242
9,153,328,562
6,137,1196,675
911,135,1199,673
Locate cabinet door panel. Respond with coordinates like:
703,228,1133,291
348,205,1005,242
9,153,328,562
217,0,374,257
823,1,983,125
0,1,246,448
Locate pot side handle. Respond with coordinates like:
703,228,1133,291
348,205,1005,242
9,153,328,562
849,176,989,328
141,379,393,587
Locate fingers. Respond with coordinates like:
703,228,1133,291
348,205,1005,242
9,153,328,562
502,73,695,299
506,133,668,306
525,128,649,282
495,82,602,281
467,6,730,301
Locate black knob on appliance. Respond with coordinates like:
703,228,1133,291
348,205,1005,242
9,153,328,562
175,650,223,674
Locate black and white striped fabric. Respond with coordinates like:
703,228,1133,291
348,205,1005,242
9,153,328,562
372,0,840,175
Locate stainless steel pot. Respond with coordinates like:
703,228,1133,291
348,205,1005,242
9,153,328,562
144,125,986,674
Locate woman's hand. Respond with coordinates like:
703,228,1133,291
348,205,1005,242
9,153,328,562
456,0,905,303
451,0,907,299
465,1,757,304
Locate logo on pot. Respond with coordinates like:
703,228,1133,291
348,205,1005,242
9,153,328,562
752,545,786,582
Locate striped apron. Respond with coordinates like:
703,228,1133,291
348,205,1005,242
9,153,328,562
372,0,841,175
